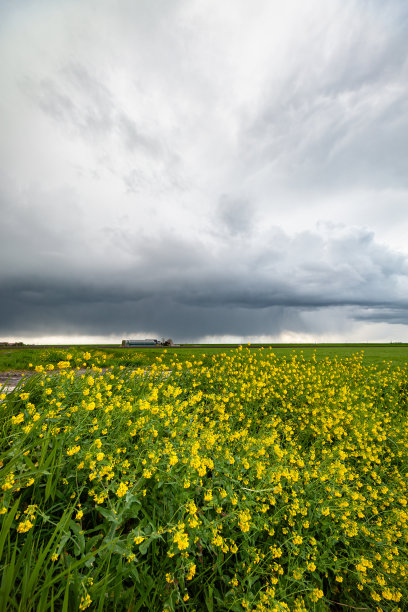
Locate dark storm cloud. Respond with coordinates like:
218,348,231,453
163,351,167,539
0,279,303,340
1,179,408,339
353,307,408,325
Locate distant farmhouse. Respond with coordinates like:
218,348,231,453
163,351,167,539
122,338,174,347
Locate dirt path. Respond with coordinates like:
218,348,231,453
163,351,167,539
0,371,30,393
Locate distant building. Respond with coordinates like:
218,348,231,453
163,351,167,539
122,339,160,347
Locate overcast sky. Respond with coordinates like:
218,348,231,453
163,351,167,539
2,0,408,344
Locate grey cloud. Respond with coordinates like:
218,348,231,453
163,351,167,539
118,114,161,155
61,62,115,136
353,307,408,325
217,194,254,236
22,63,164,157
242,2,408,192
20,62,114,137
123,169,148,194
2,175,408,339
3,1,408,342
21,61,182,198
0,282,302,340
0,181,86,279
33,78,75,122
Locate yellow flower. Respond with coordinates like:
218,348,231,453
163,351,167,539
17,519,34,533
2,473,15,491
186,564,196,580
168,453,178,466
116,482,128,498
11,413,24,425
79,593,92,610
67,445,80,456
310,588,324,602
187,500,197,515
173,527,189,551
134,536,145,545
57,361,70,369
204,490,213,502
238,510,251,533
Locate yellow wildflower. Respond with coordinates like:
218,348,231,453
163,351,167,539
17,519,34,533
116,482,128,498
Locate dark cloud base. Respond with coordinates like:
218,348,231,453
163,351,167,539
2,212,408,341
1,284,300,340
2,279,408,342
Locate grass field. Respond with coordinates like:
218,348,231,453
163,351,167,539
1,346,408,610
1,343,408,373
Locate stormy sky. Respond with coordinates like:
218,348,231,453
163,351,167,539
1,0,408,343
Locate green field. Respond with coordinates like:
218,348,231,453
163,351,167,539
1,346,407,610
1,343,408,373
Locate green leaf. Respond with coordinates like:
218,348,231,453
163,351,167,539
69,520,85,557
96,506,120,524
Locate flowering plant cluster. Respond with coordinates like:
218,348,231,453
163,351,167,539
0,348,407,610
